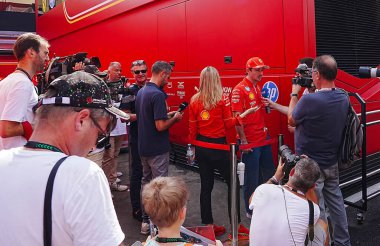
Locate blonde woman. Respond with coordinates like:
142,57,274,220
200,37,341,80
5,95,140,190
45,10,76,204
188,66,257,238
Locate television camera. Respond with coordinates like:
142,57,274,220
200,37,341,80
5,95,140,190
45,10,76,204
36,52,102,94
291,63,314,88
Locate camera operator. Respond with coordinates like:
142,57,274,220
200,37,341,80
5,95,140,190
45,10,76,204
288,55,351,246
0,71,128,245
249,157,326,246
122,59,149,222
102,61,129,192
0,33,50,150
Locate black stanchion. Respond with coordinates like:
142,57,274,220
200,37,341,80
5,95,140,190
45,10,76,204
278,134,284,163
230,143,238,246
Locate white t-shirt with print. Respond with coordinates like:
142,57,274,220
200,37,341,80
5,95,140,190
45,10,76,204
0,148,124,246
249,184,320,246
0,72,38,149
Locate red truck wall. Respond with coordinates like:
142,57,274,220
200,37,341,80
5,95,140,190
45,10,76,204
36,0,380,156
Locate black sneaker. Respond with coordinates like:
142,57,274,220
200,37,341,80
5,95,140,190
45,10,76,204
133,209,143,222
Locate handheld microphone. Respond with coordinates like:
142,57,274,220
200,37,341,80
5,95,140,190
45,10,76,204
178,102,188,112
261,88,271,114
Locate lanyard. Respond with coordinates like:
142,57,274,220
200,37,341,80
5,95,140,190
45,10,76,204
24,141,63,153
283,184,305,197
155,237,187,243
15,67,33,81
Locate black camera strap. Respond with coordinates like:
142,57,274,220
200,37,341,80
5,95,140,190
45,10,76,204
280,186,314,246
43,156,68,246
305,200,315,244
15,67,33,81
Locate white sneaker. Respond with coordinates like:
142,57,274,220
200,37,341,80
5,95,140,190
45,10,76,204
140,222,150,235
116,171,123,177
116,178,121,183
110,182,129,192
246,212,252,219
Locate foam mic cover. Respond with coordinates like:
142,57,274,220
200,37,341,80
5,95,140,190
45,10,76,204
261,88,271,114
178,102,189,112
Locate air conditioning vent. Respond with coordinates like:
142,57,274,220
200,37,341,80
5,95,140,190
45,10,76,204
315,0,380,77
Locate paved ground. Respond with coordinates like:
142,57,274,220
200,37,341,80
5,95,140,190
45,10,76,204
114,152,380,246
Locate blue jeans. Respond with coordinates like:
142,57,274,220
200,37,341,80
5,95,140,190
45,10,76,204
242,144,275,214
315,163,351,246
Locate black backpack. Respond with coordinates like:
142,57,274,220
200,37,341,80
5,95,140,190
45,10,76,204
338,89,363,170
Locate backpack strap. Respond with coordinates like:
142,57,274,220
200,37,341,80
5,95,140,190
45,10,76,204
304,199,315,245
43,156,68,246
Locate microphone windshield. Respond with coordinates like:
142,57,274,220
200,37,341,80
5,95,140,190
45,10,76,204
178,102,188,112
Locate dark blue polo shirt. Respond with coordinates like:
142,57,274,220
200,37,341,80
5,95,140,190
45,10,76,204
135,82,169,157
292,89,349,168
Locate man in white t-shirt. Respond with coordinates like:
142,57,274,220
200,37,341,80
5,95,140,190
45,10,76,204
102,61,129,192
0,71,130,245
0,33,50,150
249,157,325,246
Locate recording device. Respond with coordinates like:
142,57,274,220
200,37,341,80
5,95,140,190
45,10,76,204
261,87,271,114
292,63,314,88
117,82,144,105
178,102,189,112
358,66,380,78
279,145,301,182
37,52,101,94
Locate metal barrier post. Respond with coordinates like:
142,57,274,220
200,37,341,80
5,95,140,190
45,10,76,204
360,97,368,211
278,134,284,162
230,143,238,246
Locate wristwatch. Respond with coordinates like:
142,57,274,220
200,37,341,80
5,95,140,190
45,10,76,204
290,93,298,99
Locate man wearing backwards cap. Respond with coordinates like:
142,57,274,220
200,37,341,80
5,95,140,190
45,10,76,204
231,57,275,218
0,71,129,245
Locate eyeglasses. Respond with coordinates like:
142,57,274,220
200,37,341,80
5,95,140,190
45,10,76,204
133,69,147,75
89,112,117,146
132,60,146,66
89,114,108,139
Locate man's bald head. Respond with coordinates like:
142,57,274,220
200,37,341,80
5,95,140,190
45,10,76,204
312,55,337,81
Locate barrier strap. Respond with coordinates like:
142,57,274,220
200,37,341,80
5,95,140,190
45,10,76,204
190,138,277,151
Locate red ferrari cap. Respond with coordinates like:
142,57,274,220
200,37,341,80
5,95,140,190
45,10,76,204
246,57,270,69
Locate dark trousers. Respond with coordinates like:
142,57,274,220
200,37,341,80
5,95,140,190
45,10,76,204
196,135,241,225
129,139,142,212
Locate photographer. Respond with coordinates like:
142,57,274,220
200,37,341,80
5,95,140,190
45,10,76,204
249,157,326,246
0,33,50,150
102,61,129,192
288,55,351,246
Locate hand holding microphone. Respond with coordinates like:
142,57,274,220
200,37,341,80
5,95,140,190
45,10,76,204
261,88,271,114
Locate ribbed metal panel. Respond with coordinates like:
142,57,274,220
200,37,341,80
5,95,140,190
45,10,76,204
315,0,380,76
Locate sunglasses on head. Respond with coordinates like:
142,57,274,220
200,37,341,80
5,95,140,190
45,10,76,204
133,69,147,75
132,60,146,66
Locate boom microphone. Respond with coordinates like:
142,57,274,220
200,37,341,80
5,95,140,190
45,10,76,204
178,102,188,112
261,88,271,114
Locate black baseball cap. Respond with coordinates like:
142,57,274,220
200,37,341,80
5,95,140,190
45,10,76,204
38,71,130,121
